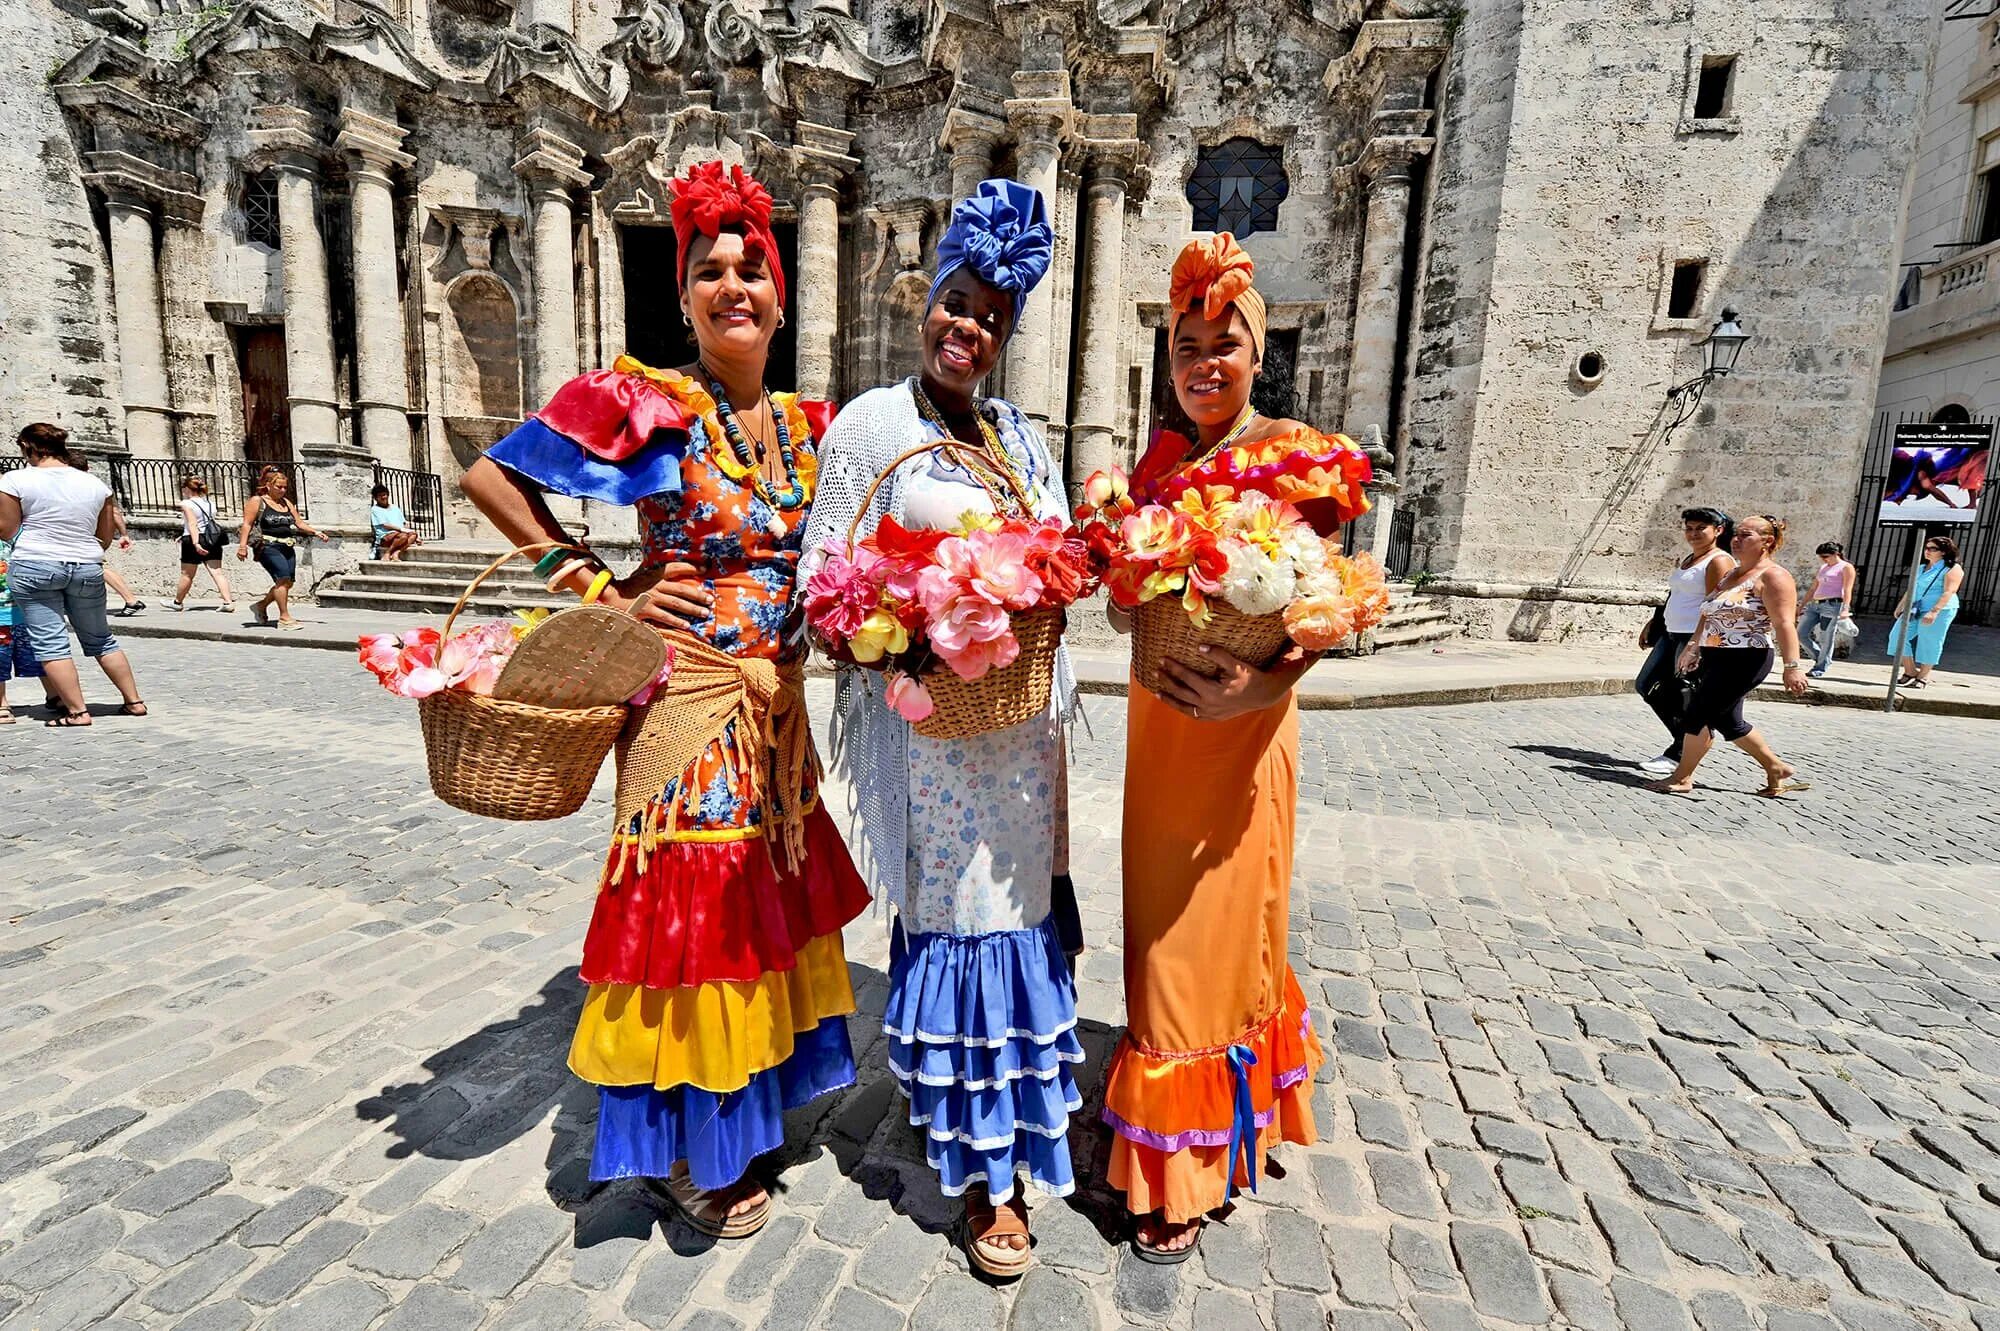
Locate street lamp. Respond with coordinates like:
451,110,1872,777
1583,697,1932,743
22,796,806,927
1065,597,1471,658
1665,307,1750,431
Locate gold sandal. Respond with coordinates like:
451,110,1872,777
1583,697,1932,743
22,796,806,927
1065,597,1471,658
653,1165,771,1239
964,1188,1033,1279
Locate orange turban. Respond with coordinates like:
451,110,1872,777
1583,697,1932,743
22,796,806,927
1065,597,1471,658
1169,233,1267,357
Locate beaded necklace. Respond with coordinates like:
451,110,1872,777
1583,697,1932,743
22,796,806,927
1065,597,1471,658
701,363,805,511
1184,405,1258,473
910,379,1036,519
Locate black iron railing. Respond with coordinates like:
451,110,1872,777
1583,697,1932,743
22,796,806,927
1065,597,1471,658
109,458,308,520
372,464,447,541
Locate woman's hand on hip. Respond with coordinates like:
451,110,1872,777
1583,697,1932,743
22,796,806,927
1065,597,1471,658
1922,611,1939,625
608,564,712,630
1154,647,1286,722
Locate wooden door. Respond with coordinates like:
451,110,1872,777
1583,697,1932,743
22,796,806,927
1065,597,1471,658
236,327,292,465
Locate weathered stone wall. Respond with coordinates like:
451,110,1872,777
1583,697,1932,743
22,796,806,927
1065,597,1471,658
1403,0,1936,640
0,1,122,453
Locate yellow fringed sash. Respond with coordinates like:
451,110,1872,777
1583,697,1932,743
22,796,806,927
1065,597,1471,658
612,635,818,880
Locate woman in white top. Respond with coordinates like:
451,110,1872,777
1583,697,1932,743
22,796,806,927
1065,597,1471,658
175,476,236,611
0,423,146,726
1636,507,1733,775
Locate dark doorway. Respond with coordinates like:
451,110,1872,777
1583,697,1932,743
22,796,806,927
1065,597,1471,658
1147,325,1301,447
621,221,797,387
234,326,292,464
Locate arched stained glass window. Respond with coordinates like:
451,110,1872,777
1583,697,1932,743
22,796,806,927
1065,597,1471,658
1187,138,1288,235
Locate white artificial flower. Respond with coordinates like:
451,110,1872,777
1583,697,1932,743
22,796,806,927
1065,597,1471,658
1219,539,1293,615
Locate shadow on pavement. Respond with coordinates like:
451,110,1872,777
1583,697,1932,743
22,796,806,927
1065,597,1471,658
1508,743,1642,769
351,957,1131,1271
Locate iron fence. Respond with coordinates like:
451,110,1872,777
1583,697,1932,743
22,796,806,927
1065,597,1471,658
372,464,446,541
108,458,308,521
1844,410,1996,624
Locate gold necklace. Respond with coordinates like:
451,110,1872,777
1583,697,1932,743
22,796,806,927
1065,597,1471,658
911,380,1036,518
1185,406,1258,471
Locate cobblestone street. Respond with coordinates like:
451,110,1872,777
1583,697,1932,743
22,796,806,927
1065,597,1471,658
3,636,1998,1331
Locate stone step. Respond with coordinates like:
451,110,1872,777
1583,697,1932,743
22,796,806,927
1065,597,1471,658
316,587,573,619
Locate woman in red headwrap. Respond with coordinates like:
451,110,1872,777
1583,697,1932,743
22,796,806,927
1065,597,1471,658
1101,235,1371,1260
459,160,867,1239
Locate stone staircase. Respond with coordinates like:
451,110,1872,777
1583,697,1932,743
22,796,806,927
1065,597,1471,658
316,543,1463,654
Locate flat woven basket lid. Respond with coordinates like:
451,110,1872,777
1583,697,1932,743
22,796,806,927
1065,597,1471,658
492,605,667,708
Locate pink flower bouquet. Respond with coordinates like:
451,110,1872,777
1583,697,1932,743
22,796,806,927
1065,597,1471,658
805,515,1096,726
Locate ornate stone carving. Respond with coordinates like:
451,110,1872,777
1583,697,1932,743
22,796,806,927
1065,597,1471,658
608,0,686,71
704,0,766,65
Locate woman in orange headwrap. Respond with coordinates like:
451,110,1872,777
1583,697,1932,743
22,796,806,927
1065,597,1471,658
1101,234,1369,1260
460,161,867,1240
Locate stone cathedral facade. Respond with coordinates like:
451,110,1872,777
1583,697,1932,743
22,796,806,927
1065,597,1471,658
0,0,1938,635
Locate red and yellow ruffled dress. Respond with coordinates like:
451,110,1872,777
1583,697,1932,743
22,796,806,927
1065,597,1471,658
487,357,870,1189
1101,425,1368,1223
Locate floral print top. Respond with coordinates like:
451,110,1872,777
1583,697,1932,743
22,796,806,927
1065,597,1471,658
1698,578,1774,649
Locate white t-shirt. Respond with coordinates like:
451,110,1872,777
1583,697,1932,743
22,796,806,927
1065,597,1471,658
0,463,112,563
1663,548,1723,635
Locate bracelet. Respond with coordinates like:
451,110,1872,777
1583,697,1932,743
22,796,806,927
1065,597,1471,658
531,547,574,579
582,569,614,605
1782,661,1802,670
545,557,595,594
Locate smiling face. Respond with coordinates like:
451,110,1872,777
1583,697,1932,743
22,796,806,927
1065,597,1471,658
1170,305,1260,433
922,269,1011,398
681,229,779,360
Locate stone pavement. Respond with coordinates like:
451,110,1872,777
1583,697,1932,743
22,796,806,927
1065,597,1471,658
2,636,1998,1331
107,600,2000,719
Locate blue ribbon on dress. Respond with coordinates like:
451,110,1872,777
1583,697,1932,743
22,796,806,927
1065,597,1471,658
1224,1042,1260,1202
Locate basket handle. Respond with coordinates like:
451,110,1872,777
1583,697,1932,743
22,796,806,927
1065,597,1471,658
841,438,1035,549
439,540,585,644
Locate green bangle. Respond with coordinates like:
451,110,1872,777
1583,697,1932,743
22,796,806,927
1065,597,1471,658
531,547,573,578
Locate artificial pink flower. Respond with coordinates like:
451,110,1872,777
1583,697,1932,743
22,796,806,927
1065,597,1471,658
629,642,678,705
804,545,885,640
932,529,1043,611
884,672,935,722
937,627,1021,680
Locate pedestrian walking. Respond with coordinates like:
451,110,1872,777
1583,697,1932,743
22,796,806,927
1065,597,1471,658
462,159,867,1240
0,422,147,726
1100,236,1330,1260
368,484,422,561
1890,534,1964,688
1647,514,1809,797
175,476,236,611
1795,541,1855,679
1637,507,1733,775
66,451,145,616
236,466,325,629
803,179,1078,1279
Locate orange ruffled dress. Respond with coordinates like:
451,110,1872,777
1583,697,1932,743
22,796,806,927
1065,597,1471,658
488,359,870,1190
1101,430,1332,1224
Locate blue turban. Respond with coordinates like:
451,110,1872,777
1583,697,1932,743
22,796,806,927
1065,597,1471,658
927,179,1054,327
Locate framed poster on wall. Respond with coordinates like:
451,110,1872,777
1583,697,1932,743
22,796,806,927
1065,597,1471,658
1879,421,1990,525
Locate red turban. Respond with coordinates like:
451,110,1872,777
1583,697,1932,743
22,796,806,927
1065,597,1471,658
668,161,787,308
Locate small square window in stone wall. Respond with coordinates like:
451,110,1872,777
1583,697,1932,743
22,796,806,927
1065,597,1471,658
243,174,280,249
1692,56,1736,119
1667,260,1707,320
1187,138,1289,236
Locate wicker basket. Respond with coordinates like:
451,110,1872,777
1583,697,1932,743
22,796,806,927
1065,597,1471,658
418,541,629,821
913,607,1062,740
1131,596,1292,697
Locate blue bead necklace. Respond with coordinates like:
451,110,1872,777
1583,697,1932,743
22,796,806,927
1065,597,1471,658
702,365,805,511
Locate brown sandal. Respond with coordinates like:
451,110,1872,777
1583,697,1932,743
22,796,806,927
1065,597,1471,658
652,1165,770,1239
964,1188,1032,1279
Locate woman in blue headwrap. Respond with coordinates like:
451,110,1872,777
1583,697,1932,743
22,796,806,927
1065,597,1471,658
800,180,1080,1279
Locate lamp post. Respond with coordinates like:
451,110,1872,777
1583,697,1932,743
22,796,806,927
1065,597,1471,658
1663,308,1750,434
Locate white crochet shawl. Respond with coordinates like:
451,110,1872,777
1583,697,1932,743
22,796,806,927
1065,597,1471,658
797,379,1079,908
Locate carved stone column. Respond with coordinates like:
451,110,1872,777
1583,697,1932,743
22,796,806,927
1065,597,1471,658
1068,131,1140,490
943,107,1004,205
337,109,415,471
795,125,857,400
514,128,591,409
99,187,174,459
1345,136,1429,559
1003,73,1071,437
250,107,339,455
